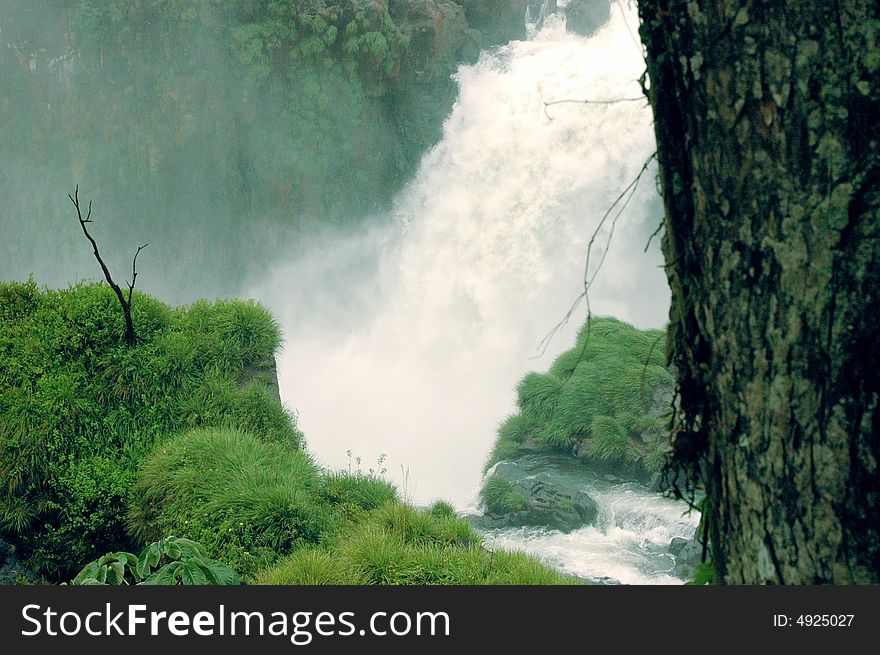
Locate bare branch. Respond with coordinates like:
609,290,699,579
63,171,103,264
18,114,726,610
533,151,657,358
127,243,149,305
543,96,645,120
644,220,664,253
69,187,144,346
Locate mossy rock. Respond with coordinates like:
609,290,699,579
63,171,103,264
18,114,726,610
476,454,599,532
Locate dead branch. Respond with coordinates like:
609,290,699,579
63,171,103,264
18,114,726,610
543,96,645,120
533,151,657,359
68,185,147,346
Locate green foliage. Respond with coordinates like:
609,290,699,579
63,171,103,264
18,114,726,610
71,550,139,586
317,470,398,520
516,372,564,422
128,428,327,578
368,501,477,547
0,282,299,579
484,317,673,473
480,476,527,514
428,500,457,520
3,0,449,301
588,416,639,465
257,548,365,585
642,446,668,474
71,536,240,586
485,413,536,466
259,502,577,586
687,562,717,585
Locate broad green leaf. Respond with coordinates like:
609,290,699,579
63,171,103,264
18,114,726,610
72,561,100,585
164,540,183,560
110,561,125,584
140,561,182,585
180,561,208,585
175,538,206,559
200,559,240,585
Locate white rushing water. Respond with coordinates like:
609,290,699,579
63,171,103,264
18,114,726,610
466,479,700,585
252,6,693,583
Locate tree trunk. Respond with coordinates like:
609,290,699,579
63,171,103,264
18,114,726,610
638,1,880,583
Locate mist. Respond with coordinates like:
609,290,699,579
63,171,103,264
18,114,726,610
249,9,667,506
0,1,428,302
2,2,667,506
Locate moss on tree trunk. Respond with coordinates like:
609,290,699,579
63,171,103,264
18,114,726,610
638,1,880,583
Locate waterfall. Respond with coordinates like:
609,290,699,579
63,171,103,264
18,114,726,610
251,6,667,507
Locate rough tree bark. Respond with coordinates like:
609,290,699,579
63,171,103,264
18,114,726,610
638,1,880,582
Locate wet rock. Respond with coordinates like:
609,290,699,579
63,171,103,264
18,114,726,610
669,536,688,556
476,454,599,531
0,538,40,585
671,533,708,579
241,356,281,402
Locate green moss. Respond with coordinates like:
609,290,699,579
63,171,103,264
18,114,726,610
687,562,717,585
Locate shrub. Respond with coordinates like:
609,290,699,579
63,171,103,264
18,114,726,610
70,536,240,586
128,428,326,578
0,282,298,579
483,316,673,472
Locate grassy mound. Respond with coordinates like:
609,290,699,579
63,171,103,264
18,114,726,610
128,428,327,577
128,427,401,578
1,279,570,585
258,502,577,585
0,279,299,578
485,316,673,476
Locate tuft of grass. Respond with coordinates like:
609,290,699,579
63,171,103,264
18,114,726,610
260,502,577,586
370,501,477,547
428,500,457,519
483,316,673,472
128,427,326,578
317,470,398,520
480,476,526,515
588,415,639,465
256,548,365,585
516,372,564,422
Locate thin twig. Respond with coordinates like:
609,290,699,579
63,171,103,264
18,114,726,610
534,151,657,358
644,220,664,253
127,243,149,305
543,96,645,120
